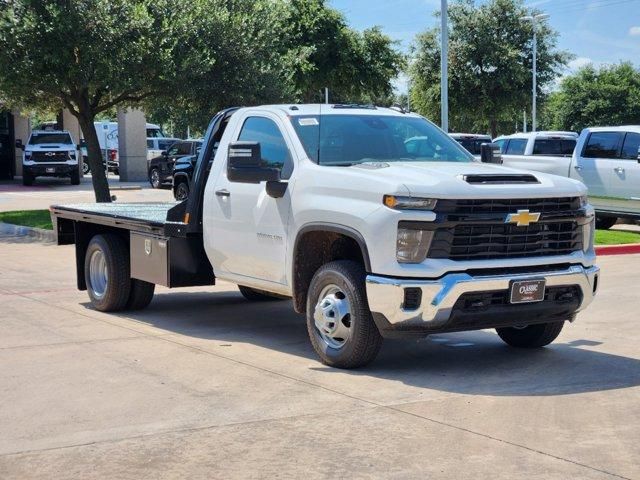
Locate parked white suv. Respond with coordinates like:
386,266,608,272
16,130,80,186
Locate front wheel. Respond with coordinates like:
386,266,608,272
70,167,80,185
174,180,189,201
22,171,34,186
496,321,565,348
82,159,90,175
149,168,160,188
306,260,383,369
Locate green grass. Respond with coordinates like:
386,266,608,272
0,209,53,230
595,229,640,245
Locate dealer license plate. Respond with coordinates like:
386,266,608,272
46,167,56,173
510,279,546,304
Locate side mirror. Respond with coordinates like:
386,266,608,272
161,150,168,156
480,143,502,164
15,139,24,151
227,141,280,184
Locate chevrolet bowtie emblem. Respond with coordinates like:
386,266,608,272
505,209,541,227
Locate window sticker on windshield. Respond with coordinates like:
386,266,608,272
298,118,319,126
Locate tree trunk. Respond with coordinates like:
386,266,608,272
76,112,112,203
489,118,498,139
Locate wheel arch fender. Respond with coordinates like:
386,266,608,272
291,222,371,313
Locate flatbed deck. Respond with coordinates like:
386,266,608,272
51,202,188,236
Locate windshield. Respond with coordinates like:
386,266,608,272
29,133,72,145
456,138,490,155
147,128,165,138
292,114,473,165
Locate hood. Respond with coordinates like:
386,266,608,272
350,161,586,199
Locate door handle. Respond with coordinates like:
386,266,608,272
614,167,625,174
215,189,230,197
573,165,582,171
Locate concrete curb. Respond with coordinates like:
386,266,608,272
595,243,640,256
0,222,56,243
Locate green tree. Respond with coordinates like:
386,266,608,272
279,0,405,103
542,63,640,132
409,0,570,137
144,0,294,136
0,0,197,201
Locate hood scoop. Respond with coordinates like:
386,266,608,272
461,174,540,185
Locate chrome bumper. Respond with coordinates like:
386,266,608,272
366,265,599,328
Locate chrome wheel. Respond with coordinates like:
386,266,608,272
150,169,160,188
89,249,108,299
313,284,352,349
82,161,90,175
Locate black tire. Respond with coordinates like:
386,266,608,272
174,180,189,201
126,279,155,310
306,260,383,369
84,234,131,312
496,321,565,348
70,167,80,185
149,168,160,188
595,216,617,230
238,285,287,301
82,159,90,175
22,171,33,186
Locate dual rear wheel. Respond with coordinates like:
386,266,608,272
84,234,155,311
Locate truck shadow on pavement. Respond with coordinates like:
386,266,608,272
93,289,640,398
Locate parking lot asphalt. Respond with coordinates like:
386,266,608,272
0,234,639,479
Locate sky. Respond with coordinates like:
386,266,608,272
330,0,640,92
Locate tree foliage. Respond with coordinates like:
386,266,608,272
0,0,193,201
146,0,405,134
409,0,570,137
0,0,404,201
541,62,640,132
282,0,404,103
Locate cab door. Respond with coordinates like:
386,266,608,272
610,132,640,200
572,131,624,197
207,112,295,286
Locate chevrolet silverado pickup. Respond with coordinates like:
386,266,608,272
51,105,600,368
16,130,81,185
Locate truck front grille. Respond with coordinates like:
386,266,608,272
435,197,581,215
428,221,583,260
31,151,70,162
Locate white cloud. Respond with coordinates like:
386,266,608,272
568,57,593,70
630,26,640,36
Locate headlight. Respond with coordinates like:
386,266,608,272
582,206,595,253
579,195,588,208
384,195,437,210
24,151,31,159
397,225,433,263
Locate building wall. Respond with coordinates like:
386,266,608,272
12,111,31,177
